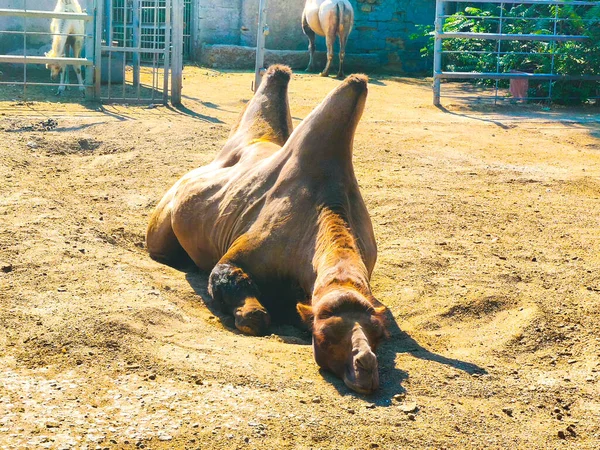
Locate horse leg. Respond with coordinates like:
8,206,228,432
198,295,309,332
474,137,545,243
321,31,335,77
208,249,271,336
336,31,348,79
57,67,66,95
73,38,85,95
302,12,316,73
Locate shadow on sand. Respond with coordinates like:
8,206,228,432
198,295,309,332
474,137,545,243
184,269,487,404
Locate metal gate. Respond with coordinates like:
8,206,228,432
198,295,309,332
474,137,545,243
432,0,600,106
99,0,183,104
0,0,183,105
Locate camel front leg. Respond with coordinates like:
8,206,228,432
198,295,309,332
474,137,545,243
208,250,270,336
302,13,316,72
321,32,335,77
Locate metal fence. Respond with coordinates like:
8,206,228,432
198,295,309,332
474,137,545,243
0,1,96,98
433,0,600,105
0,0,184,104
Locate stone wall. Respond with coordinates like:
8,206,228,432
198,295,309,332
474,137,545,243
193,0,435,73
351,0,435,72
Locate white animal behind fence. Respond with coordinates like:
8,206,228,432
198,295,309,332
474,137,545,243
45,0,85,95
302,0,354,79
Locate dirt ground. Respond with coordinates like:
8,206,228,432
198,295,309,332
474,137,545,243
1,67,599,450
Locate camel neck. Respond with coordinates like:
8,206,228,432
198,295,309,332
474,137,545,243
311,208,371,299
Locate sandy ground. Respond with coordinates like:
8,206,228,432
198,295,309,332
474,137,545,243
1,67,600,450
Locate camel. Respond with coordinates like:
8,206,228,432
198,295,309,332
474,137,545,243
302,0,354,78
45,0,85,95
146,65,387,394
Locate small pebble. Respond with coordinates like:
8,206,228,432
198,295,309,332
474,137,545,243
502,407,513,417
399,402,417,413
1,263,12,273
557,430,566,439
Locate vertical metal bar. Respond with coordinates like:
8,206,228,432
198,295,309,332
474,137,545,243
494,3,505,105
433,0,444,106
85,2,96,99
23,0,27,99
108,0,114,100
95,0,104,100
163,0,172,105
548,2,560,103
171,0,184,105
254,0,268,92
132,0,140,88
122,50,127,99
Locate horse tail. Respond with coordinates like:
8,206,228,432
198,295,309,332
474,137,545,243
336,1,345,36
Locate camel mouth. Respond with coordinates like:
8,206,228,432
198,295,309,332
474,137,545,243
343,370,379,395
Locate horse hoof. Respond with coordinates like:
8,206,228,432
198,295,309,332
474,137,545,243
336,73,345,80
319,72,329,77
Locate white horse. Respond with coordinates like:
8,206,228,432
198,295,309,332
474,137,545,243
45,0,85,95
302,0,354,78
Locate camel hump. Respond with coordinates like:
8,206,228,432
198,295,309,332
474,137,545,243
282,73,368,163
215,65,293,164
262,64,292,84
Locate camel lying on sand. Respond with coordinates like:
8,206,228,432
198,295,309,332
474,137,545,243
147,66,387,394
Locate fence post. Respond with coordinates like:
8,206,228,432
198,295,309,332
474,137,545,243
94,0,104,100
171,0,184,106
433,0,444,106
254,0,268,92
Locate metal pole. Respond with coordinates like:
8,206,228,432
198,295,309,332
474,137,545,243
85,2,96,99
254,0,268,92
132,0,140,88
163,0,172,105
433,0,444,106
171,0,184,105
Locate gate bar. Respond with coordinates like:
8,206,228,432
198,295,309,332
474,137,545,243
0,9,92,21
0,55,93,65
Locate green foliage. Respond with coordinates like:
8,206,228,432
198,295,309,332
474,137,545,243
414,2,600,104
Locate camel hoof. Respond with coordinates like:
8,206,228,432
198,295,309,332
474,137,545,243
234,303,271,336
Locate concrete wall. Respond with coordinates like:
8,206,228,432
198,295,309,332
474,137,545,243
193,0,435,73
0,0,93,55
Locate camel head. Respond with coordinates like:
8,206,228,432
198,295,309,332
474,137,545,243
45,50,62,79
297,289,387,394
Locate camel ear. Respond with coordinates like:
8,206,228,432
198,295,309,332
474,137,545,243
296,303,314,329
373,306,387,316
